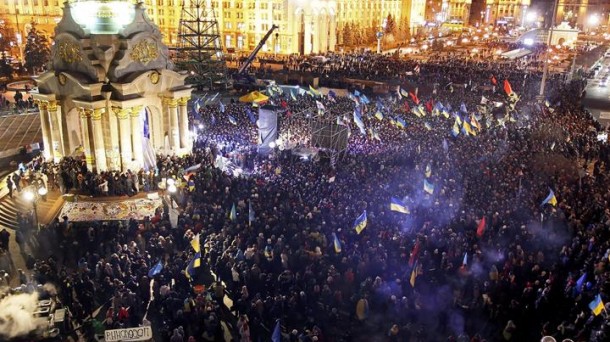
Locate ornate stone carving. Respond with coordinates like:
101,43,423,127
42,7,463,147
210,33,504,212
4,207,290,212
57,40,83,64
177,97,189,106
47,101,58,112
35,100,48,110
58,74,67,85
77,108,90,118
130,105,143,117
150,71,160,84
130,40,159,64
167,98,178,108
91,108,104,120
112,106,130,119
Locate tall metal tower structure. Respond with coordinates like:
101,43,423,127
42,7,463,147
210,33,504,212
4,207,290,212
172,0,229,90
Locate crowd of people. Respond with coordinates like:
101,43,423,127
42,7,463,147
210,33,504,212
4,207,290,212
3,48,610,342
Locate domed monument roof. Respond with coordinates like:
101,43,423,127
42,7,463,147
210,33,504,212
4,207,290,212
70,0,135,34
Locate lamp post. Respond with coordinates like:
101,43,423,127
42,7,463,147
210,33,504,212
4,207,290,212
166,178,176,209
23,186,47,230
377,18,387,54
14,8,24,63
539,0,560,99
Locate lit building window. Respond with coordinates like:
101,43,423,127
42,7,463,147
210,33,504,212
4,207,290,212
225,34,232,48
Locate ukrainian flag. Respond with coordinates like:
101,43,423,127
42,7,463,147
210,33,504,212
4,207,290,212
454,114,462,125
442,109,450,119
185,251,202,279
423,179,434,195
424,122,432,131
390,197,410,214
452,122,460,137
396,117,407,129
332,233,342,253
190,233,200,253
541,189,558,206
410,261,421,287
353,210,368,234
229,203,237,221
374,111,384,121
425,163,432,178
589,294,605,316
463,121,476,136
309,85,321,97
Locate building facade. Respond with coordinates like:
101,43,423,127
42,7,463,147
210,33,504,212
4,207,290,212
440,0,472,24
555,0,610,30
484,0,531,27
1,0,429,56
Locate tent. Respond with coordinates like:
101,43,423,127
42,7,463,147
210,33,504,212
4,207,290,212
239,91,269,104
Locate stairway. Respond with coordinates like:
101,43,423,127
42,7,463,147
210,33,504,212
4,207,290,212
0,194,19,230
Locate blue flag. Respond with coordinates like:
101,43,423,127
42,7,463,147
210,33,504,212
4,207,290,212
353,210,368,234
271,320,281,342
219,101,225,113
228,114,237,125
460,102,468,114
143,109,150,139
575,273,586,295
246,108,256,123
354,90,361,97
148,261,163,277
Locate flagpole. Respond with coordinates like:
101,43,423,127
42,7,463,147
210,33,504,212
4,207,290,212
538,0,560,98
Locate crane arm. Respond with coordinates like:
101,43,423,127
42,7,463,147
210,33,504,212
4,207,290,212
237,24,279,75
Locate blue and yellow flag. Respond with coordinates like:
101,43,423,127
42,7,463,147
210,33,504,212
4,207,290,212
396,117,407,129
185,251,202,278
452,122,460,137
390,197,410,214
332,233,342,253
462,121,476,136
374,111,384,121
353,210,368,234
309,85,321,97
410,261,421,287
424,122,432,131
589,294,605,316
229,203,237,221
541,189,558,206
425,163,432,178
190,233,200,253
423,179,434,195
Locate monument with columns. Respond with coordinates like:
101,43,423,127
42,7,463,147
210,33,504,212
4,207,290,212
32,0,193,172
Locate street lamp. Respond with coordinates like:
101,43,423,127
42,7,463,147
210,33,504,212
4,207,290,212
23,186,47,229
588,14,600,33
377,18,387,54
166,178,176,208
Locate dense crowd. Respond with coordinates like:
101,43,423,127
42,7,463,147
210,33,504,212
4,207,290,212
3,50,610,342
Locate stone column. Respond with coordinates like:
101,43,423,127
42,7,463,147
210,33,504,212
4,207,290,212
328,17,337,52
36,100,52,161
79,108,94,170
114,107,132,171
47,101,63,162
107,107,121,170
168,98,180,151
130,105,144,170
177,97,190,149
91,108,107,172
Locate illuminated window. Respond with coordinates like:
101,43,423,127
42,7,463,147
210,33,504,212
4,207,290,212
225,34,232,48
262,23,268,31
225,22,232,29
248,3,255,9
262,13,268,20
260,3,268,10
224,11,231,19
237,12,243,19
223,1,230,9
